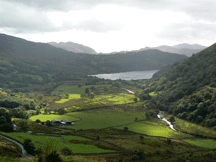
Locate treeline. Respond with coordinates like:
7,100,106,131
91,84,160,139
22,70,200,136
141,43,216,128
0,33,187,89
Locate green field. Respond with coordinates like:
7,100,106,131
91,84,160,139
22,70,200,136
55,94,81,103
116,120,180,137
59,108,146,130
51,85,112,95
29,114,80,122
184,138,216,149
174,118,216,138
1,132,114,153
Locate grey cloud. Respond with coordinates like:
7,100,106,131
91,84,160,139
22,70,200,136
0,2,57,33
3,0,215,22
156,21,216,41
0,1,125,33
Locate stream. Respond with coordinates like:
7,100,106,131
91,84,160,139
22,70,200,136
157,111,177,131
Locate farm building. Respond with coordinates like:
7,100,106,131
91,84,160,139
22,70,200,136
51,119,73,125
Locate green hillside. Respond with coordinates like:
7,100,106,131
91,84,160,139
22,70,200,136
0,33,187,90
143,43,216,128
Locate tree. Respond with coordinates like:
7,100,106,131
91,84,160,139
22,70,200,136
0,116,7,125
19,120,29,132
169,116,175,124
85,88,89,94
124,127,128,131
36,119,41,123
133,98,138,103
57,108,66,115
46,120,52,127
23,139,35,155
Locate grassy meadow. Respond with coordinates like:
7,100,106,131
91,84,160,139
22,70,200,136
51,84,112,95
60,107,146,130
183,138,216,149
0,132,115,153
116,120,180,138
29,114,80,122
174,118,216,138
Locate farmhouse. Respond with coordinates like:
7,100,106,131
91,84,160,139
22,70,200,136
51,119,74,125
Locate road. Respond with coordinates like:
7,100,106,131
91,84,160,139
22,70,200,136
0,133,30,158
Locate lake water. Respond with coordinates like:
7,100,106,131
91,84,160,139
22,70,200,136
90,70,158,80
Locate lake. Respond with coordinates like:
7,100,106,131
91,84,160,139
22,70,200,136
90,70,158,80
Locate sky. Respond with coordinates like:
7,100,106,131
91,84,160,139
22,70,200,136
0,0,215,53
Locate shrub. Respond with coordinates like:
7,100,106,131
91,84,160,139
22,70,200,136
36,119,41,123
23,139,35,155
124,127,128,131
38,141,63,162
60,147,72,156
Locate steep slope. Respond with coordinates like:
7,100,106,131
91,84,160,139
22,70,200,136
152,43,216,102
49,41,97,54
0,33,187,89
145,43,216,127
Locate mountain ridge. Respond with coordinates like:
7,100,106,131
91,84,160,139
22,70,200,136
48,41,97,54
0,33,187,89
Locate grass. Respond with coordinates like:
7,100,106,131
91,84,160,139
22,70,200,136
1,132,114,153
184,138,216,149
116,120,180,138
59,107,146,130
64,93,136,111
29,114,80,122
174,118,216,138
51,85,112,95
55,94,81,103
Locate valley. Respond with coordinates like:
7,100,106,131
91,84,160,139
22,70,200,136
0,34,215,162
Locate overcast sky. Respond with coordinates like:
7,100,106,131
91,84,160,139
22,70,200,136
0,0,215,53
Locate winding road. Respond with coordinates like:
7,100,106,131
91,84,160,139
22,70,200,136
0,133,30,158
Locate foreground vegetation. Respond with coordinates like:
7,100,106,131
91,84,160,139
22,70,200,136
1,77,216,162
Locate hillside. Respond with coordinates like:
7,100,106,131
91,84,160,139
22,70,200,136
140,43,206,57
144,43,216,127
49,41,97,54
0,33,187,89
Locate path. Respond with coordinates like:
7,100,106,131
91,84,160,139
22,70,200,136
0,133,30,158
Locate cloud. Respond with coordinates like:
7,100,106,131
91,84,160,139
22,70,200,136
156,20,216,43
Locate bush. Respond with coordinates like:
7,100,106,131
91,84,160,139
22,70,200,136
23,139,35,155
60,147,72,156
36,119,41,123
38,142,63,162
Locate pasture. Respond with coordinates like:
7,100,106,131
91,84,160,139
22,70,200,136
184,138,216,149
174,118,216,138
29,114,80,122
59,107,146,130
1,132,115,153
51,84,112,95
116,120,180,138
55,94,81,103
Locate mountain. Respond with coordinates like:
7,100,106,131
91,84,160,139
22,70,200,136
140,43,207,57
173,43,206,49
0,33,187,89
145,43,216,127
48,41,97,54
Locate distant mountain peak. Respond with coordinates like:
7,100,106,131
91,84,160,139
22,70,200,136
48,41,97,54
173,43,207,49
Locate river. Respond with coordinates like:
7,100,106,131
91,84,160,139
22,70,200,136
89,70,158,80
